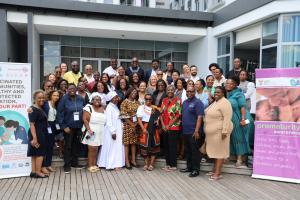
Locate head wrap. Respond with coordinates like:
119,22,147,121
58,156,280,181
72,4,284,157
107,91,118,101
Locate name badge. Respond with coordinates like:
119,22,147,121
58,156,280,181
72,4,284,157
74,112,80,121
48,127,53,134
55,124,60,130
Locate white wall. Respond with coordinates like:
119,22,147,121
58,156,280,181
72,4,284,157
188,27,217,79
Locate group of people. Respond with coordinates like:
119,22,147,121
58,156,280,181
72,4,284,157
26,56,255,181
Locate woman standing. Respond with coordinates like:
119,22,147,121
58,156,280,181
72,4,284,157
163,62,174,85
238,70,256,117
195,79,209,108
57,79,68,97
138,81,147,105
101,73,115,92
204,75,215,105
42,90,60,173
137,94,161,171
152,79,167,107
146,75,158,95
129,72,141,90
27,90,48,178
98,92,125,170
82,95,105,173
115,78,129,101
175,78,187,103
90,81,109,107
120,88,140,169
160,85,182,172
180,64,191,81
225,77,254,167
204,86,233,180
77,81,90,104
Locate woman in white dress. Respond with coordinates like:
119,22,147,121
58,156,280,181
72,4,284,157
82,94,105,173
97,91,125,170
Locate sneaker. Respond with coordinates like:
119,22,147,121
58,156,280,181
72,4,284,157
64,167,71,174
71,164,86,169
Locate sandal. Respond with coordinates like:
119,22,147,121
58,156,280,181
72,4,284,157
205,171,215,176
143,165,148,171
209,175,223,181
148,165,154,171
47,167,56,172
87,167,98,173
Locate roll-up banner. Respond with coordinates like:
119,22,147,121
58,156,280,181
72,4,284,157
0,62,31,179
253,68,300,183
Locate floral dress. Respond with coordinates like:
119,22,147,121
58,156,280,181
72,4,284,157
120,99,140,145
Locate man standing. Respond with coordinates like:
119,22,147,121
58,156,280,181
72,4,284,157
125,57,145,81
63,61,82,86
83,64,94,84
190,65,200,83
227,58,242,79
103,58,118,79
180,86,204,177
145,59,160,83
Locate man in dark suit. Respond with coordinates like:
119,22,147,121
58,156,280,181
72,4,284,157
145,59,160,84
226,58,242,79
125,57,145,81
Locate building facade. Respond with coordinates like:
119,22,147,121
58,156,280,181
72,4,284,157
0,0,299,89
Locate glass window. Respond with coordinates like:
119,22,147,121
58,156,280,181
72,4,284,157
101,61,111,72
282,16,300,42
262,19,278,46
261,47,277,68
155,51,171,61
81,37,118,48
282,45,300,68
42,44,60,56
119,40,154,51
42,56,60,76
173,62,186,73
61,46,80,57
40,35,60,45
61,36,80,46
217,35,230,56
217,56,230,76
172,52,187,61
119,49,154,60
81,59,99,72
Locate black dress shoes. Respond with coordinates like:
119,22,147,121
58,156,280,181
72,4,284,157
180,168,192,173
188,171,199,177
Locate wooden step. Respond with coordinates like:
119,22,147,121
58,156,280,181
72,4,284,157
52,155,252,175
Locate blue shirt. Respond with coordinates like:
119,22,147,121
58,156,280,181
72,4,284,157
57,94,86,129
182,97,204,134
195,91,209,108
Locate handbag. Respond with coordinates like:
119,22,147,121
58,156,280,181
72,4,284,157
200,142,207,155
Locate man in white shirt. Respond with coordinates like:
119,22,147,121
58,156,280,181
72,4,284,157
190,65,200,83
103,58,118,79
84,64,94,84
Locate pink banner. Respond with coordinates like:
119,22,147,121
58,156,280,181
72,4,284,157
253,68,300,183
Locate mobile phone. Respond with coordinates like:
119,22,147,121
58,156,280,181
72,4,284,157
245,119,250,124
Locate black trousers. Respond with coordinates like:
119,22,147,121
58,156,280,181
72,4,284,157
64,128,81,168
184,134,201,172
163,130,179,167
43,121,57,167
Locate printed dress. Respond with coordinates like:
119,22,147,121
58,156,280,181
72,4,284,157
120,99,140,145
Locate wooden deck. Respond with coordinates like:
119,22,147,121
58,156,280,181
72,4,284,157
1,167,299,200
